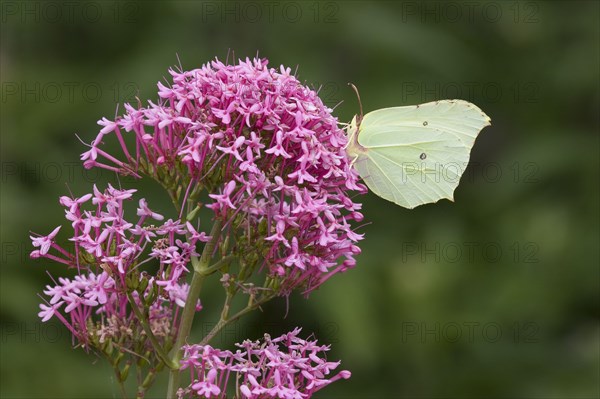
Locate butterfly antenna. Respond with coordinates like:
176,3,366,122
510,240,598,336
348,83,363,123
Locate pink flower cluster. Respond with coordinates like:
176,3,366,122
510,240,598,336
31,184,205,344
29,57,360,396
178,328,350,399
83,57,366,295
38,271,189,346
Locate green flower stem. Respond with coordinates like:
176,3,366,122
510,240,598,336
166,220,222,399
125,291,177,369
114,367,128,399
104,349,128,399
202,255,235,276
199,293,276,346
138,368,158,399
167,189,181,215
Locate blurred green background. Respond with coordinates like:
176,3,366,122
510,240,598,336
1,1,598,398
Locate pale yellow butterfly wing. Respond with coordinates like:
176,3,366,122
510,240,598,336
346,100,491,209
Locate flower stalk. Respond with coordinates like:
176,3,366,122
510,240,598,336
126,291,177,369
166,220,222,399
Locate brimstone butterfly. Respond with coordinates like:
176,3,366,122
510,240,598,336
345,88,491,209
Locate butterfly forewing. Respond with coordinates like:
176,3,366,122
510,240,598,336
352,99,491,208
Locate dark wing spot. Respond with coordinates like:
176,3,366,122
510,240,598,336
420,153,427,160
423,121,428,126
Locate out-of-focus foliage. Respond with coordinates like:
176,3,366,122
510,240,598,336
1,1,598,398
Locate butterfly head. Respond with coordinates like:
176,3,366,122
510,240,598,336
344,115,367,164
